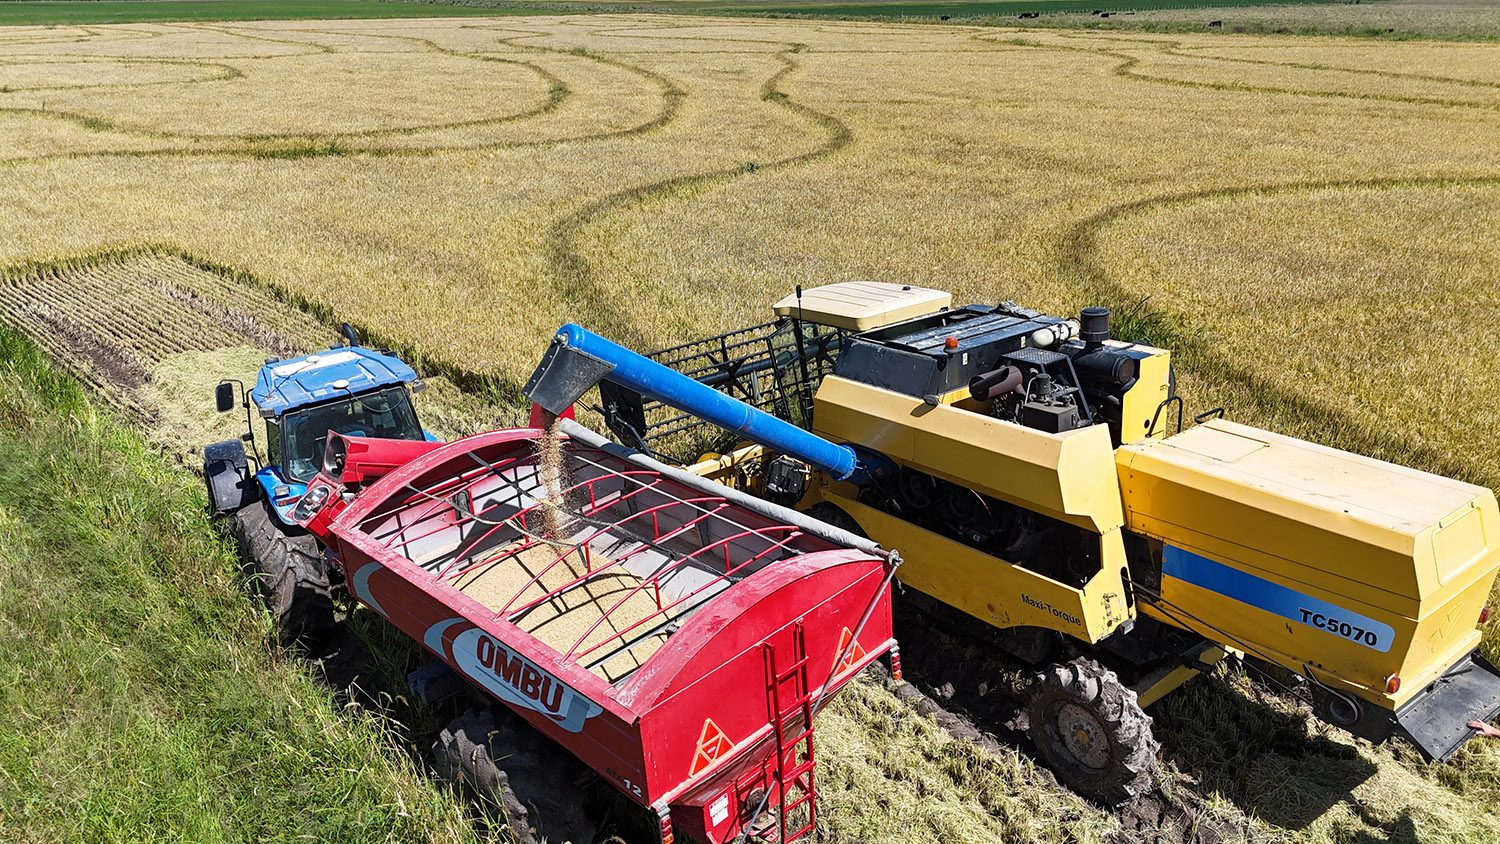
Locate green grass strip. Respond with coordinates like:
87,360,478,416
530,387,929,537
0,0,562,27
0,326,490,844
726,0,1349,20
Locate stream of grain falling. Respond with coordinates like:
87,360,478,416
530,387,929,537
534,410,571,538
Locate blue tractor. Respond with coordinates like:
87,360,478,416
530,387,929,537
203,326,434,644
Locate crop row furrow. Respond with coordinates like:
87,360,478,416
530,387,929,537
8,279,168,366
12,273,230,363
164,285,328,352
81,263,249,352
163,270,327,348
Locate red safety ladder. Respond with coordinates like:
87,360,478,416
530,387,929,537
763,622,817,842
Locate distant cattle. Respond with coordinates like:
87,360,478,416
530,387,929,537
1209,20,1223,27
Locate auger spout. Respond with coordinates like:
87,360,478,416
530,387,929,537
524,323,871,482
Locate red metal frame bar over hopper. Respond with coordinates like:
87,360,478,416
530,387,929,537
320,426,898,843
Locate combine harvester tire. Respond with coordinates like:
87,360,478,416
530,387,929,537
231,502,335,647
1027,657,1158,806
433,709,598,844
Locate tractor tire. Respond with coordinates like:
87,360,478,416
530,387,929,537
433,709,598,844
1026,657,1158,806
230,502,335,647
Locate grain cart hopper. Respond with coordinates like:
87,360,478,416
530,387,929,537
202,326,436,643
524,285,1500,805
288,422,900,843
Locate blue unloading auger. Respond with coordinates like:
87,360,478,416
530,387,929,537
522,323,884,485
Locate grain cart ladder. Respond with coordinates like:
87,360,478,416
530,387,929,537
764,623,817,841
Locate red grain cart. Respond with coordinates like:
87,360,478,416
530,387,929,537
299,422,899,843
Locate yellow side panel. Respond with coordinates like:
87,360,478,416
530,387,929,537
1117,346,1173,445
1118,419,1500,616
813,375,1125,533
1122,418,1500,709
1146,552,1490,710
823,491,1133,644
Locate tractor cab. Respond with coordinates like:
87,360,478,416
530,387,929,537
208,335,434,525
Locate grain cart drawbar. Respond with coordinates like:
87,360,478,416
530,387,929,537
287,417,900,843
522,282,1500,806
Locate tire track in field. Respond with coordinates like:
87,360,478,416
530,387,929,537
0,24,683,163
981,32,1500,112
1158,43,1500,92
0,57,242,92
1058,173,1500,488
0,26,566,143
544,39,853,350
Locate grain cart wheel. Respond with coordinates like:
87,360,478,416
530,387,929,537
1026,657,1158,805
433,709,598,844
230,502,334,647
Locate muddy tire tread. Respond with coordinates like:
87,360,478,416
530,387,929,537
1026,656,1158,806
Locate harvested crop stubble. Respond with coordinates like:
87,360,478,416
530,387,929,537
0,252,331,451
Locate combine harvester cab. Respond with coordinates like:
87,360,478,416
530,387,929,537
298,423,899,843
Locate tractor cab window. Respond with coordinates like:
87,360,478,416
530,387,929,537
279,386,422,482
265,419,281,466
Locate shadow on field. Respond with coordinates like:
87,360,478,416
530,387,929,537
1150,673,1380,834
892,600,1395,842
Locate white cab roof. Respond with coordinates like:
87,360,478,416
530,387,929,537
772,282,951,331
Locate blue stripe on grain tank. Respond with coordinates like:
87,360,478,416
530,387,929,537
1163,546,1394,653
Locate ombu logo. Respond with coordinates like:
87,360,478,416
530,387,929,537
427,619,602,733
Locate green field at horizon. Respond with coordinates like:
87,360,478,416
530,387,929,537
0,0,1361,27
0,0,560,26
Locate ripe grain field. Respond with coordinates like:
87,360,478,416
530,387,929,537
2,12,1499,843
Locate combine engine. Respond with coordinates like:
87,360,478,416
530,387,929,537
527,282,1500,805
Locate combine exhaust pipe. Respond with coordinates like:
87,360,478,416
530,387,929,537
524,324,877,483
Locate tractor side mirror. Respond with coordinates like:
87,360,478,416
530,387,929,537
215,382,236,413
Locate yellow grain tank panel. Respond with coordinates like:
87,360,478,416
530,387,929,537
1119,419,1500,707
813,375,1125,533
771,282,951,331
1117,345,1173,445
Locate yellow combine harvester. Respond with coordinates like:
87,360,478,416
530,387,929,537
523,282,1500,804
